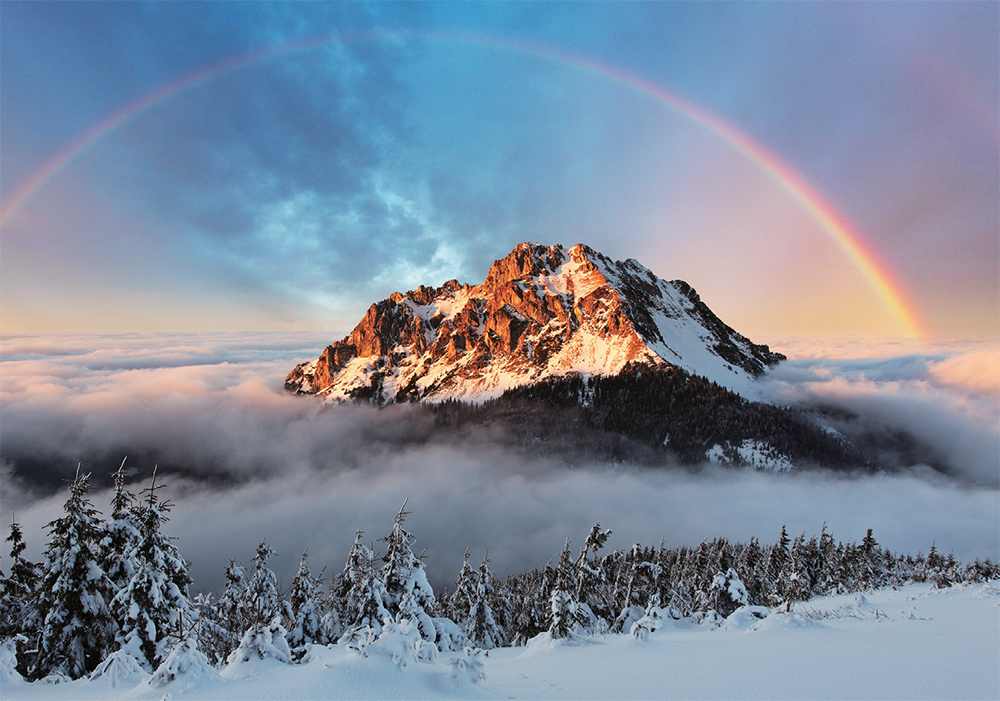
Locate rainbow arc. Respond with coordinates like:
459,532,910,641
0,30,927,341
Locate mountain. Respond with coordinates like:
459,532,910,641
286,242,784,404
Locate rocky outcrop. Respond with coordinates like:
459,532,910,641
285,242,784,403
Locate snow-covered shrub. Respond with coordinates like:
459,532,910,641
630,604,664,640
39,671,71,684
693,610,723,628
0,637,24,685
432,616,470,652
614,604,645,634
225,618,293,668
89,649,147,687
344,619,439,669
148,636,215,688
973,584,1000,599
450,646,486,686
340,625,378,657
368,619,427,669
720,606,770,632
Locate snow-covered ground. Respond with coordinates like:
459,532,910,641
4,582,997,700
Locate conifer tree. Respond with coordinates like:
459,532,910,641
762,524,790,606
30,469,116,680
285,550,325,649
548,539,579,638
99,458,143,594
709,568,749,617
466,553,506,649
217,559,249,657
340,536,390,636
858,528,885,590
244,540,280,628
111,469,194,670
574,523,612,621
0,517,40,640
448,549,476,626
380,500,436,640
548,588,576,639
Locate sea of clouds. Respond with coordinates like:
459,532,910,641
1,332,997,592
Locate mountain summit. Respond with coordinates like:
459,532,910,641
286,243,784,403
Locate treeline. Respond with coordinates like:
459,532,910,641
429,363,873,468
2,465,996,684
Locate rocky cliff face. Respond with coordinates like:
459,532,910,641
285,243,784,403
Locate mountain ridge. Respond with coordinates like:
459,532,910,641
285,243,784,404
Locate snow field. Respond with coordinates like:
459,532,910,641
4,582,996,700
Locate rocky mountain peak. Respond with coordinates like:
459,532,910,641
285,242,784,403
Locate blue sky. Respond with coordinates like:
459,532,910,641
2,1,997,339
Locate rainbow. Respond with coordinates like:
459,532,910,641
0,30,927,340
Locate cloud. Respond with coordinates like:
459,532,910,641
6,449,997,595
928,348,1000,397
760,338,1000,487
1,332,997,594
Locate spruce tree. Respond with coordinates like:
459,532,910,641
762,524,791,606
99,458,143,594
380,500,436,640
244,540,280,628
448,549,476,626
217,559,249,656
0,517,40,639
340,535,390,636
574,523,612,620
548,540,579,638
30,469,116,680
858,528,885,590
111,469,194,670
285,550,325,649
466,553,506,649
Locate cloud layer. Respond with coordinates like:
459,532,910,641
1,333,996,592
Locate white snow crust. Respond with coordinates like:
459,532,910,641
4,582,997,700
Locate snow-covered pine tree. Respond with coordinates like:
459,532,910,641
217,559,249,658
0,516,41,678
548,539,579,639
99,458,143,595
761,524,791,606
30,468,116,680
285,550,325,650
448,549,476,626
733,537,764,604
858,527,886,591
574,523,612,622
111,469,194,670
709,568,749,618
340,536,391,638
380,500,436,641
244,540,280,628
0,517,40,639
466,552,505,649
223,540,291,669
548,588,575,639
189,592,230,667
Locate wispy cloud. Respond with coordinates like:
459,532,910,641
1,333,996,592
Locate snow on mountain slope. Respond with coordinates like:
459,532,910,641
286,243,784,403
4,582,996,700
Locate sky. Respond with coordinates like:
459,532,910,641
1,2,997,341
